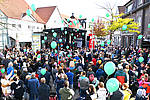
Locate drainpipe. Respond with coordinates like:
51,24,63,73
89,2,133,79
141,1,145,48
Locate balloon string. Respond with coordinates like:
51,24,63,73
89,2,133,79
104,75,109,84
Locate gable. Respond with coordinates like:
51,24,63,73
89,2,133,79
46,8,64,29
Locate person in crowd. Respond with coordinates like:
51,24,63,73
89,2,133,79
78,71,89,98
66,68,74,89
114,64,127,85
86,84,97,100
28,73,40,100
55,73,65,100
110,84,124,100
96,66,105,80
97,82,107,100
10,76,24,100
7,62,14,78
38,78,50,100
122,83,132,100
59,80,75,100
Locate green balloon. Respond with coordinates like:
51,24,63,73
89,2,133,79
66,24,68,27
82,33,84,36
42,40,45,44
61,20,64,23
67,19,70,22
148,24,150,28
1,68,5,74
59,39,62,42
101,42,104,47
67,54,70,57
31,4,36,11
139,57,144,63
73,21,76,24
77,29,79,31
106,13,110,17
79,25,82,28
79,15,82,18
41,68,46,75
65,31,67,34
70,22,72,25
26,9,32,16
66,46,69,49
77,20,79,24
122,25,127,30
104,62,116,75
55,49,57,53
44,36,47,40
51,41,57,49
106,78,119,93
61,27,64,31
37,54,41,58
71,33,73,36
74,36,76,39
73,42,75,44
52,30,54,33
107,40,111,44
92,18,94,22
53,32,57,37
138,35,143,39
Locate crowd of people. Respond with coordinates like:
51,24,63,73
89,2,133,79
0,45,150,100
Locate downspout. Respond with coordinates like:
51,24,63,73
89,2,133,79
141,1,145,48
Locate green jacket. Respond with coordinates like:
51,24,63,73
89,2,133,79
59,87,74,100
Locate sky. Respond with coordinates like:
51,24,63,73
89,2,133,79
25,0,129,21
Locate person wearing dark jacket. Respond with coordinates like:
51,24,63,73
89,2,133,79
10,77,25,100
39,67,51,86
110,89,124,100
28,73,40,100
38,78,50,100
114,64,127,85
96,67,105,80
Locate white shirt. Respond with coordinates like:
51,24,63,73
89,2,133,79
97,88,107,100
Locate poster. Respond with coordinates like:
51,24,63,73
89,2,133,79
32,34,41,52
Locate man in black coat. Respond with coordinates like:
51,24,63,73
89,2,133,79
38,78,50,100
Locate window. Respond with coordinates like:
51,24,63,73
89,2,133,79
12,24,16,27
126,4,133,13
138,17,142,26
138,0,143,5
28,25,31,29
18,24,21,28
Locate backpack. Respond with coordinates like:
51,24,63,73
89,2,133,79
89,74,94,82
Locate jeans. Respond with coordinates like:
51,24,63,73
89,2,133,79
80,89,87,97
69,84,73,89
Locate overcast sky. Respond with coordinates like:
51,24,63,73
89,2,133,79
25,0,129,21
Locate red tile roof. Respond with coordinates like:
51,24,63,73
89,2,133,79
35,6,56,24
0,0,45,23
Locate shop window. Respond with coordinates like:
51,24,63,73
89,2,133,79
12,24,16,27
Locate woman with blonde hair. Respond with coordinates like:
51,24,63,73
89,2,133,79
96,82,107,100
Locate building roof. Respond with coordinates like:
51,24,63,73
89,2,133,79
35,6,56,24
0,0,45,23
